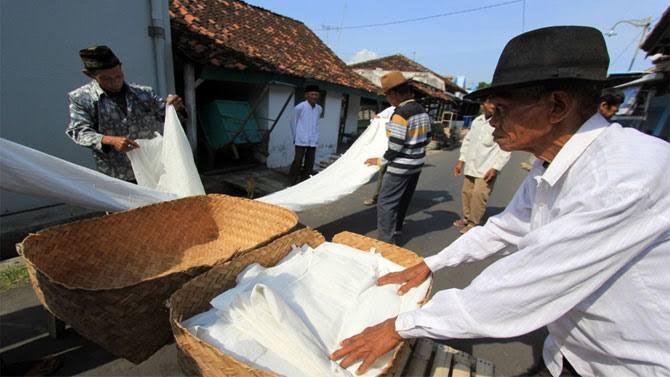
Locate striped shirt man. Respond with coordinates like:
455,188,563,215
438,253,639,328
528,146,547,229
383,99,430,175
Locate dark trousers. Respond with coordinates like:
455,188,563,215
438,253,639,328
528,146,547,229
289,146,316,185
377,172,420,244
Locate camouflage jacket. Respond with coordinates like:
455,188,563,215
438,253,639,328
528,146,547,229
66,80,166,181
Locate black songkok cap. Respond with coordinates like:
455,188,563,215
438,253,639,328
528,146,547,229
79,45,121,71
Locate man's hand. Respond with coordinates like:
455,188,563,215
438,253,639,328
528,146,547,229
453,160,464,176
166,94,184,111
102,135,139,152
330,318,402,375
365,157,382,166
483,168,498,183
377,261,431,295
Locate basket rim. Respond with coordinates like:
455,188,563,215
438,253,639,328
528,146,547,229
17,194,298,291
170,229,431,377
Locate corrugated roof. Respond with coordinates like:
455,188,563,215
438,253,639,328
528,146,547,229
169,0,379,94
641,6,670,55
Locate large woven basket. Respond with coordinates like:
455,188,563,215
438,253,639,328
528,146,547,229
17,194,298,363
169,228,429,377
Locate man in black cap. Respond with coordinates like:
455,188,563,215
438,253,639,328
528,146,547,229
598,90,624,120
331,26,670,376
289,85,322,185
66,45,183,181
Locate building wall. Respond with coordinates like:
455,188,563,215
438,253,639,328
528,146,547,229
344,95,361,135
0,0,169,214
316,91,342,162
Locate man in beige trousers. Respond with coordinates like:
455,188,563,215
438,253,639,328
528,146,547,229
453,99,510,233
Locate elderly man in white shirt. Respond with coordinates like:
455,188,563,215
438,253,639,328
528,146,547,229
331,26,670,377
454,98,511,233
289,85,323,185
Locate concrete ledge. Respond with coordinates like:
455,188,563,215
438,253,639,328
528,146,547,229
0,204,103,260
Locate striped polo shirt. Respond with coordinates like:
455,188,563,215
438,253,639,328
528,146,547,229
382,99,430,175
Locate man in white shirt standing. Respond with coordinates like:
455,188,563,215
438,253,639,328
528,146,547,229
331,26,670,377
289,85,323,185
453,98,511,233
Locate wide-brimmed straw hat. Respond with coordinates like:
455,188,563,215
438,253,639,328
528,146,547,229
380,71,409,93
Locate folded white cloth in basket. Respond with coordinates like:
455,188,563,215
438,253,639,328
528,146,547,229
183,242,431,377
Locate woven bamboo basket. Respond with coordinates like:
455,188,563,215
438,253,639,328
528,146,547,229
169,228,430,377
16,194,298,363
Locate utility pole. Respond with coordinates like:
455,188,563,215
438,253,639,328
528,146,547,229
605,17,653,71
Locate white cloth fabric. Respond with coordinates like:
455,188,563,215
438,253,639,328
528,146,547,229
127,105,205,198
184,241,431,377
291,100,323,147
458,114,511,177
395,114,670,377
0,138,175,212
258,107,395,212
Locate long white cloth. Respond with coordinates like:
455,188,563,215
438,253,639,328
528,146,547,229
258,107,394,212
184,241,430,377
2,105,386,213
0,105,203,212
126,105,205,198
0,138,175,212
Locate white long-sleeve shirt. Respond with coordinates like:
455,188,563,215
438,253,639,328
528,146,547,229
396,114,670,377
459,114,511,177
291,100,322,147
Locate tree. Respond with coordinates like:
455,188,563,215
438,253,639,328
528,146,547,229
476,81,491,90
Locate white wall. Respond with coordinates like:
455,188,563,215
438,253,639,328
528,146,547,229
0,0,169,214
344,95,361,135
315,91,342,162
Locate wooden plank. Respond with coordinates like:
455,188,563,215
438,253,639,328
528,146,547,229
404,339,434,377
388,340,415,377
183,63,197,153
448,345,476,366
451,360,471,377
47,313,66,339
429,344,454,377
475,358,495,377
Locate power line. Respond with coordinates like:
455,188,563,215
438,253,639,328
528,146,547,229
611,33,641,67
609,17,658,69
316,0,524,32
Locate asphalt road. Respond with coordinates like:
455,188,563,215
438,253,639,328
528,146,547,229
0,148,544,376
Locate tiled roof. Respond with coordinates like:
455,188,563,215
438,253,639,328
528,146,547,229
349,54,435,73
169,0,379,94
350,54,466,94
409,80,455,103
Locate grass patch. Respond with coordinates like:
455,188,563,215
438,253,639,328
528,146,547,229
0,262,30,292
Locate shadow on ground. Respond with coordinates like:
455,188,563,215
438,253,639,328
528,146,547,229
316,189,456,243
1,305,118,376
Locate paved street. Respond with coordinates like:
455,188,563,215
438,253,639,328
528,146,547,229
1,148,544,376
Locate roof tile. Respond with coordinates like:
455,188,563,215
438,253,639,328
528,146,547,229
169,0,378,93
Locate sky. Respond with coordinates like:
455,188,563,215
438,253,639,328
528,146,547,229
248,0,668,90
